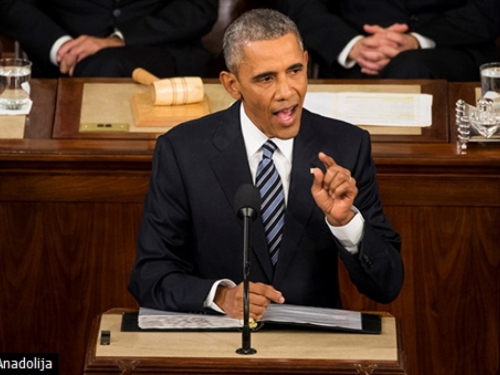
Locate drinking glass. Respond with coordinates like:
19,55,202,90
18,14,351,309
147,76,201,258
0,58,32,110
480,62,500,99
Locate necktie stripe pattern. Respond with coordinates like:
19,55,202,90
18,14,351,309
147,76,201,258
256,140,285,265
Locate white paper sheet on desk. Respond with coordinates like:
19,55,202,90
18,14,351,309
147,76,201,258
138,304,363,331
304,92,432,127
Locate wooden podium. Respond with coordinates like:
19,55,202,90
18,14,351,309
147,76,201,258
83,310,406,375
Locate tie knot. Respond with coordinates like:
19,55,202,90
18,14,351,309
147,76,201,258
262,140,278,159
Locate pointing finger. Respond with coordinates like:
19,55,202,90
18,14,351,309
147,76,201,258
318,152,337,169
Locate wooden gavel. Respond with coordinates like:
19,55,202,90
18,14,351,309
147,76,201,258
132,68,204,106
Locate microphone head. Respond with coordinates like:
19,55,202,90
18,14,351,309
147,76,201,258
233,184,261,221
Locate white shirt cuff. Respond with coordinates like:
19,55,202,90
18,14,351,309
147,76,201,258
50,36,73,66
203,279,236,313
110,29,125,43
338,36,364,69
411,32,435,49
327,206,365,254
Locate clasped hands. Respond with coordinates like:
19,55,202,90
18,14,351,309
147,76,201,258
57,35,124,76
349,23,419,75
215,152,357,319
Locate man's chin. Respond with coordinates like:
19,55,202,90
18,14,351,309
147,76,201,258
272,123,301,139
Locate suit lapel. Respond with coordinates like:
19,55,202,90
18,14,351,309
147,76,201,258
273,118,325,287
209,102,273,282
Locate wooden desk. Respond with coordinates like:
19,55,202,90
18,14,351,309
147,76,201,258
0,79,498,375
51,78,448,143
84,311,406,375
0,79,57,139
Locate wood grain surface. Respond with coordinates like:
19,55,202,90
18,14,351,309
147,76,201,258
0,78,499,375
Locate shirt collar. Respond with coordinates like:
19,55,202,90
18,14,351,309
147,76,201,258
239,103,294,162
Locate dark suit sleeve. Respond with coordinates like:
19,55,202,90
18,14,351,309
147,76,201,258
0,0,218,72
0,0,68,67
411,0,500,48
338,131,403,304
282,0,500,69
128,135,218,313
118,0,218,46
281,0,359,68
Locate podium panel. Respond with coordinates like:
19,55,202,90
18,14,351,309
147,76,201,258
84,311,406,375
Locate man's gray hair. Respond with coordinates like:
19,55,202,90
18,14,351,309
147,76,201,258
223,8,304,73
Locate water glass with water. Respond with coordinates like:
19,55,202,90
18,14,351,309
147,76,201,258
0,58,32,110
480,62,500,99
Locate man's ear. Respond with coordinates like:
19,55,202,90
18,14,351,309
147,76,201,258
219,71,242,100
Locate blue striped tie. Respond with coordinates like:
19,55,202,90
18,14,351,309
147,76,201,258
255,140,285,266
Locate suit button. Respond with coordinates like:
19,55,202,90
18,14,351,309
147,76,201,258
113,9,121,17
363,255,373,268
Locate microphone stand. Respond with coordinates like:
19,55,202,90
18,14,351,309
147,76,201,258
236,207,257,355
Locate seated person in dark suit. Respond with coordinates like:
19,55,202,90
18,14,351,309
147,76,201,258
128,9,403,320
279,0,500,81
0,0,218,78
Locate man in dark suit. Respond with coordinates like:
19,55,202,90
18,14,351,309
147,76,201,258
0,0,218,78
128,9,403,320
279,0,500,81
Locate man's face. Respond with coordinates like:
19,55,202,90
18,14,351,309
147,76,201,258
221,33,308,139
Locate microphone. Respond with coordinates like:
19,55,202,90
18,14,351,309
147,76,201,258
234,184,260,355
233,183,260,221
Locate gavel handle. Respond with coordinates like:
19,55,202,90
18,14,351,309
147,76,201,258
132,68,160,85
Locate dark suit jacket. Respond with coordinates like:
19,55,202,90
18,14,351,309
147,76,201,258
281,0,500,69
128,102,403,313
0,0,218,76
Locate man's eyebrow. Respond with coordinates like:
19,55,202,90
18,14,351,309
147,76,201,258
252,71,277,81
287,63,304,71
251,63,305,82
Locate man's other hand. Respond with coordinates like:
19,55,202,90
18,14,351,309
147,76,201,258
348,23,418,75
57,35,124,76
214,282,285,320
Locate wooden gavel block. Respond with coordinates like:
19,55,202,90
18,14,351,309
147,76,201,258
132,68,204,106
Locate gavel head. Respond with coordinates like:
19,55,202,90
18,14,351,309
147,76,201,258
152,77,204,106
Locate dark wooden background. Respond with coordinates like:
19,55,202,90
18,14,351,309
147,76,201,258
1,78,499,375
1,0,500,373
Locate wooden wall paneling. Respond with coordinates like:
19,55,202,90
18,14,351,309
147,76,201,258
412,206,499,375
0,172,151,202
0,201,143,375
2,160,498,375
338,163,500,375
0,164,150,375
1,80,499,375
